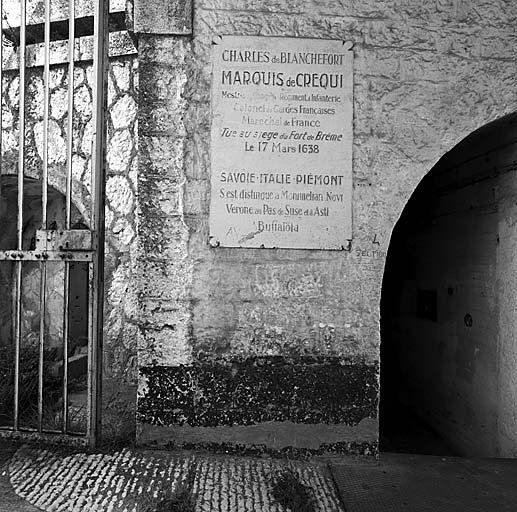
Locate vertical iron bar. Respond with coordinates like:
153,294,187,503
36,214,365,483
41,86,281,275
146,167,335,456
65,0,74,228
42,0,50,227
37,262,46,432
13,262,22,430
15,0,27,429
89,0,109,447
17,1,26,251
38,0,52,433
86,261,94,438
62,0,76,434
14,0,27,432
62,267,69,433
0,0,3,204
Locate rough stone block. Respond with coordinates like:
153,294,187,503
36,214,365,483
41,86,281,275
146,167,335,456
134,0,192,35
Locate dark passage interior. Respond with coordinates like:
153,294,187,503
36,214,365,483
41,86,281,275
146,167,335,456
0,175,89,432
380,113,517,458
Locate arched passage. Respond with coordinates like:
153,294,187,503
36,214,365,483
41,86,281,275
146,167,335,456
380,112,517,458
0,175,90,432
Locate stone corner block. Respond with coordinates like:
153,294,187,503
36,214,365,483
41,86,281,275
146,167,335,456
134,0,192,35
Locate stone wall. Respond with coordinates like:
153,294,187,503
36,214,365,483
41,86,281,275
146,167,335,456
134,0,517,454
102,53,139,443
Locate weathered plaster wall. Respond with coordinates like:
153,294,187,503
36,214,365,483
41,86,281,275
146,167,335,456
1,37,139,443
493,122,517,458
135,0,517,454
382,115,517,457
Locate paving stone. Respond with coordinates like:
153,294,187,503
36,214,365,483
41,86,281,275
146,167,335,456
10,447,344,512
0,442,41,512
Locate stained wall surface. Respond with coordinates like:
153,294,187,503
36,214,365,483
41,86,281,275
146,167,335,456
131,0,517,455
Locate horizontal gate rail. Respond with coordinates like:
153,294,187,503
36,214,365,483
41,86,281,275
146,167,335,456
0,251,94,261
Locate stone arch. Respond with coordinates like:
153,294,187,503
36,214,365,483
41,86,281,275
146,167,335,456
0,168,91,229
0,174,89,429
379,111,517,457
0,174,87,248
384,107,517,247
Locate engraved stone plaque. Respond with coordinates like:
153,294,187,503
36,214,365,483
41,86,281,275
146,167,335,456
209,36,353,249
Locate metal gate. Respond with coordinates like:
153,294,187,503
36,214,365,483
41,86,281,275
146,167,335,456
0,0,108,446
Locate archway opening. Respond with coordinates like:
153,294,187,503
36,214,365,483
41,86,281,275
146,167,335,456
0,175,89,432
380,112,517,458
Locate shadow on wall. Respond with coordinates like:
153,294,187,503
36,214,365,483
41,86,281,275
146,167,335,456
0,174,89,432
380,112,517,458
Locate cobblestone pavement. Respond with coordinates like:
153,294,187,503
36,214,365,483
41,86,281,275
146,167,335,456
9,446,344,511
0,442,41,512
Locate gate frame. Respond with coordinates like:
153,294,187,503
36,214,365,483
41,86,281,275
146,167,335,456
89,0,109,450
0,0,109,448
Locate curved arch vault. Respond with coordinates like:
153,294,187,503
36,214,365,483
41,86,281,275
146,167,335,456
380,113,517,458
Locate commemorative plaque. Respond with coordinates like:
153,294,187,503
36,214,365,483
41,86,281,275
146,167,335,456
209,36,353,249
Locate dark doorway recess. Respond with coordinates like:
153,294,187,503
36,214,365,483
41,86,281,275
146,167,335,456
380,112,517,458
0,176,90,434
